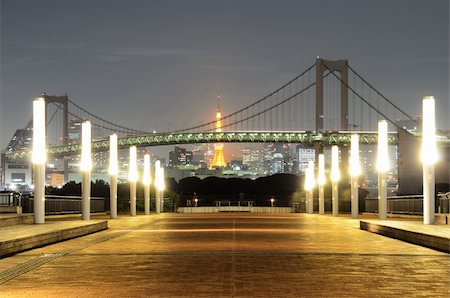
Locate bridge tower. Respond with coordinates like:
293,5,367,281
315,58,349,165
210,92,226,169
42,93,69,183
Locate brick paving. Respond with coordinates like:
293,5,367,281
0,213,449,297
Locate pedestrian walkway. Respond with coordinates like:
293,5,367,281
0,214,449,297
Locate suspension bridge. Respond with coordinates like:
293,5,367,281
3,58,449,196
6,58,443,157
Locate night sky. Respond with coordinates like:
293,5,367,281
1,0,449,150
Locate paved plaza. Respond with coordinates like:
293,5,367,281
0,213,449,297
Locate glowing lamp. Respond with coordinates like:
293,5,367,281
331,146,340,181
80,121,92,172
318,154,326,185
349,134,361,177
109,134,118,175
421,96,437,165
32,98,46,164
143,154,151,186
377,120,389,172
128,146,138,182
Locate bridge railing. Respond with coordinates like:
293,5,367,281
22,195,106,215
365,193,450,215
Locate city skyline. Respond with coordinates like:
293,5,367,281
1,0,449,150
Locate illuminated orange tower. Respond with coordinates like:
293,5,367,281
210,92,226,169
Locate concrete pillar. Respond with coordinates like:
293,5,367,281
378,171,387,220
144,184,150,215
81,171,91,220
423,164,435,224
351,177,358,219
110,175,117,219
33,163,45,224
319,186,324,215
156,190,161,214
308,190,314,214
332,181,339,216
130,181,136,216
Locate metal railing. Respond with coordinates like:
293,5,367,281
22,195,106,215
0,192,22,207
365,193,450,215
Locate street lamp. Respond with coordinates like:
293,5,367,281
32,98,46,224
143,154,152,215
350,134,361,219
421,96,437,224
304,160,316,214
109,134,118,219
318,154,325,215
80,121,92,220
128,146,138,216
377,120,389,220
331,145,340,216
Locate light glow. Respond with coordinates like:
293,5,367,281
143,154,151,185
80,121,92,172
304,161,316,190
318,154,326,185
109,134,118,175
331,145,340,181
350,134,361,177
421,96,438,165
32,98,46,164
377,120,389,172
128,146,138,182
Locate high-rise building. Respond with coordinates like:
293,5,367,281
6,128,33,152
297,144,315,173
169,146,193,166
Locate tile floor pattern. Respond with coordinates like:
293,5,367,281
0,213,449,297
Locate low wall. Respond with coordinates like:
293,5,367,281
177,206,292,213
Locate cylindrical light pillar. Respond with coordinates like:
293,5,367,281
350,134,361,219
331,145,340,216
143,154,152,215
159,166,165,212
305,161,315,214
318,154,325,215
155,160,161,214
109,134,118,219
377,120,389,220
80,121,92,220
129,146,138,216
32,98,46,224
421,96,437,225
